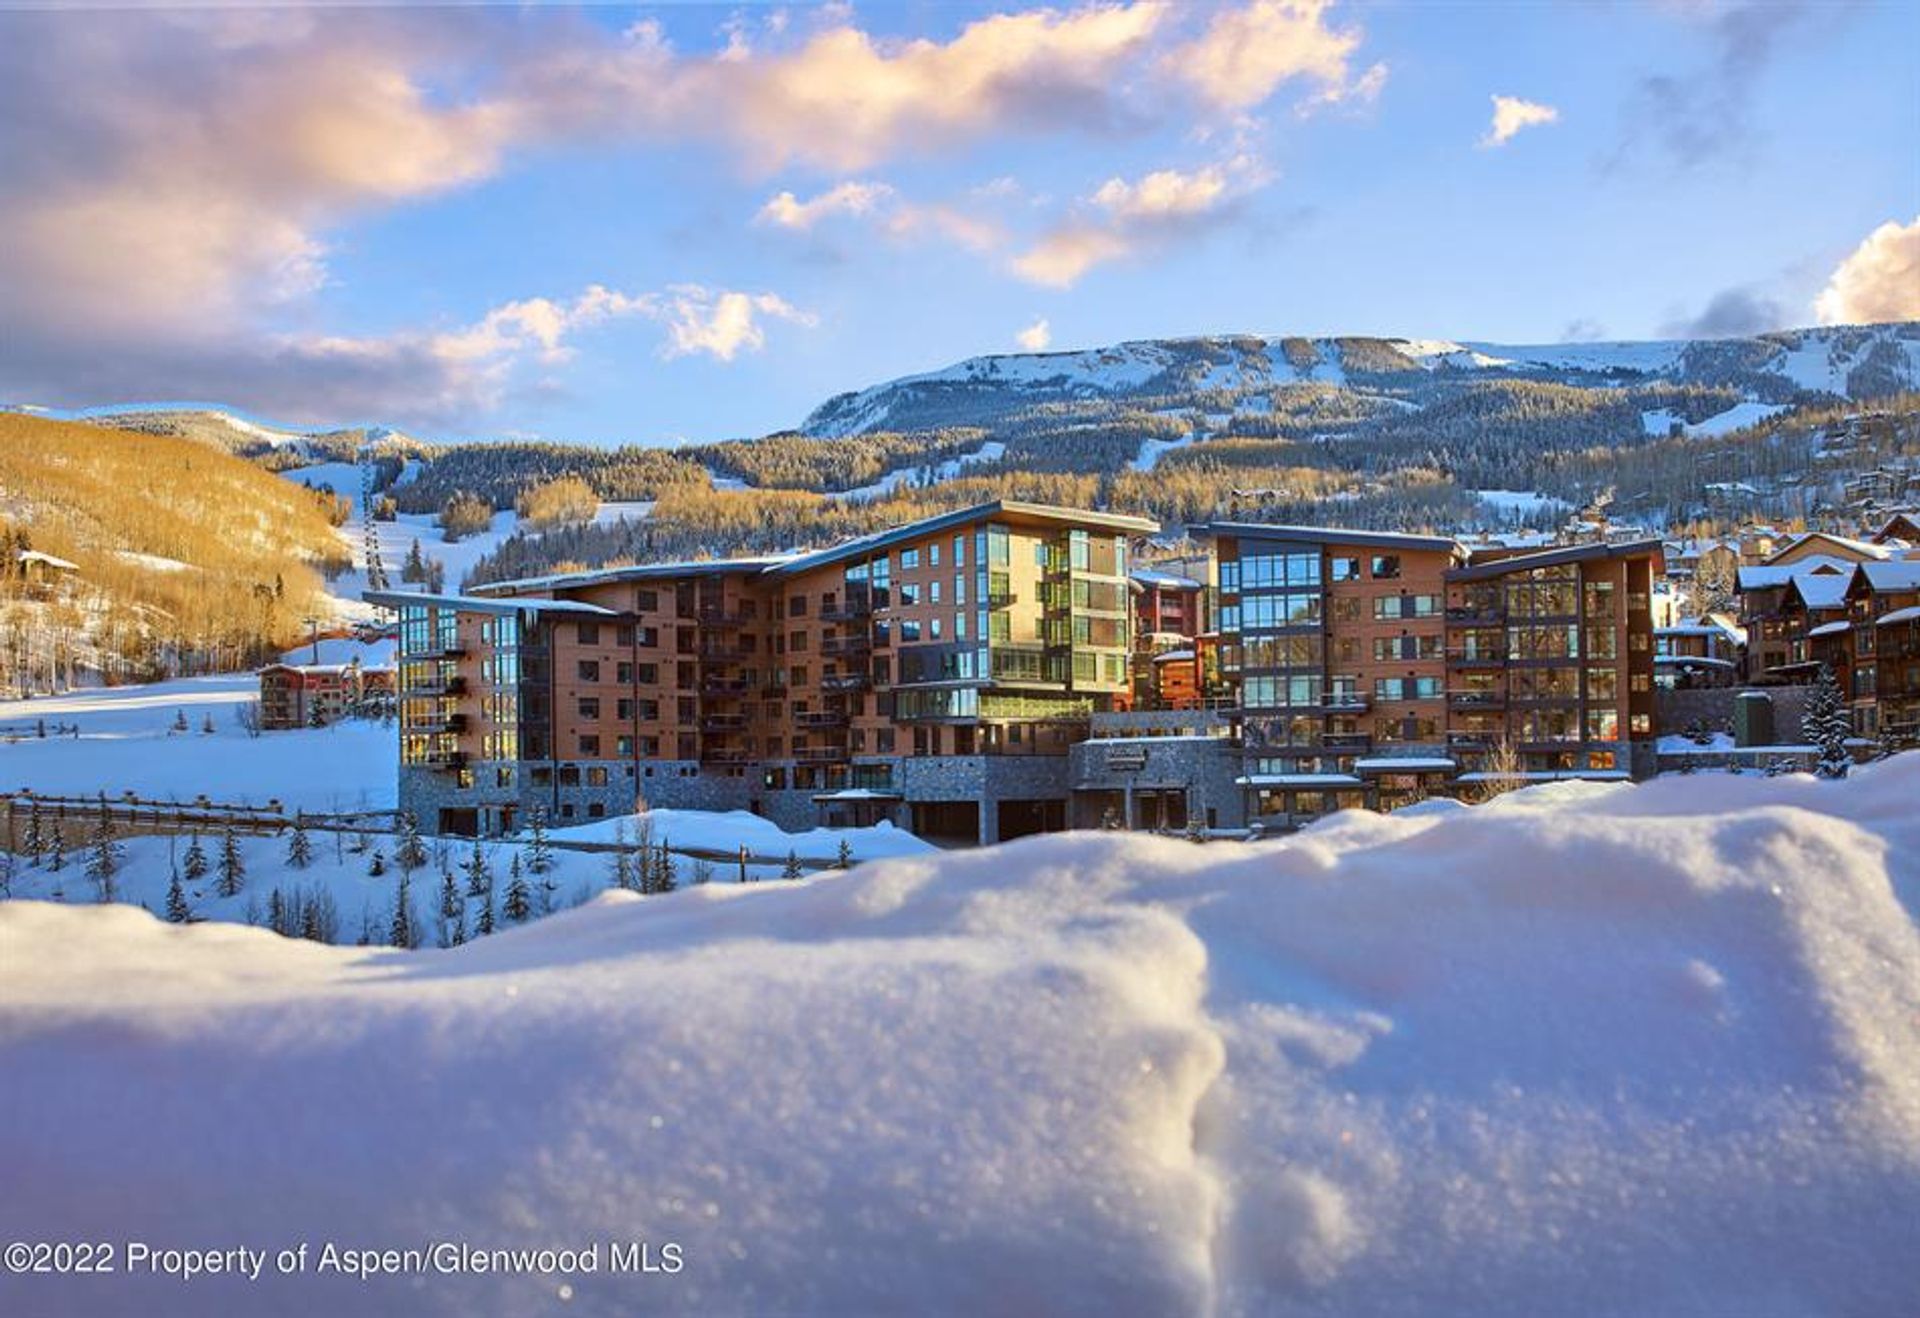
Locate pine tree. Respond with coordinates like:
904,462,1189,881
653,841,677,894
782,849,804,881
301,899,324,943
610,843,636,892
394,813,429,876
268,888,288,936
463,841,491,897
216,825,244,897
21,801,42,863
182,831,208,881
367,848,387,876
172,708,189,733
835,838,853,870
504,871,532,923
477,878,497,936
85,808,121,900
202,711,216,735
47,831,65,873
440,865,462,921
286,813,314,869
526,810,554,875
1803,663,1853,780
389,875,415,949
165,871,191,923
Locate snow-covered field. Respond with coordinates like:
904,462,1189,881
3,760,1918,1315
0,641,397,812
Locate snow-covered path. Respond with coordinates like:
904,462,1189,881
3,759,1918,1315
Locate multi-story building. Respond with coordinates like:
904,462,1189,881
257,661,396,730
368,500,1154,843
1200,525,1661,828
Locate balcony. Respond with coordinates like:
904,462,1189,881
794,710,848,729
422,749,468,771
1448,690,1506,709
986,590,1017,610
1446,731,1498,750
700,746,753,765
696,607,752,628
821,633,872,657
1323,693,1371,713
1322,731,1372,750
407,675,467,697
820,595,873,623
1445,606,1504,626
794,745,849,764
1445,649,1507,667
821,672,870,693
700,713,749,732
701,677,751,696
697,646,753,664
413,712,468,734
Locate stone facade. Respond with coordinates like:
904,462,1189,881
1067,737,1246,831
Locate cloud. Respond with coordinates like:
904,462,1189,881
1661,286,1785,338
1613,1,1811,168
1166,0,1381,113
756,181,896,230
640,286,818,361
1480,95,1559,148
1560,318,1608,343
1013,160,1262,286
1015,317,1054,351
1815,216,1920,326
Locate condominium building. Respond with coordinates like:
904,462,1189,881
1203,525,1661,828
368,501,1154,842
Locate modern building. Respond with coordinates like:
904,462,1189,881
257,661,395,730
368,501,1156,842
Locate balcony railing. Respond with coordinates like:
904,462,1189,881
1448,691,1505,708
697,646,753,664
820,599,873,623
422,749,468,771
696,607,752,628
821,672,870,692
1323,693,1370,712
794,745,849,763
794,710,848,729
700,713,748,731
1445,650,1507,666
1321,731,1372,750
701,677,751,695
821,633,872,656
1445,606,1504,625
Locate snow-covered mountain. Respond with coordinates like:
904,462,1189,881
802,323,1920,437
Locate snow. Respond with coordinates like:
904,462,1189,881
113,549,195,574
0,646,398,814
5,758,1920,1313
1686,401,1789,437
548,808,935,862
1878,605,1920,626
826,440,1007,502
1130,427,1198,472
1474,489,1568,517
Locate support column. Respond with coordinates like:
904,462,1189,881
977,798,999,847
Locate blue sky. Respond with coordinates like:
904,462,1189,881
1,1,1915,445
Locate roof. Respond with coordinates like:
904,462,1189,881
1807,620,1851,638
1446,537,1664,583
1860,560,1920,592
1737,556,1859,590
1878,605,1920,627
478,500,1161,595
1150,649,1195,663
1353,756,1458,773
1235,773,1365,788
1130,568,1203,589
1762,531,1892,565
1201,522,1462,554
16,549,79,571
1789,574,1853,611
362,589,616,617
1655,655,1737,669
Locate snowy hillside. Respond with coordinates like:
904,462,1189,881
3,759,1918,1315
802,323,1920,437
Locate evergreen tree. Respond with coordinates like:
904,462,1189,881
216,825,245,897
835,838,853,870
268,887,288,936
21,800,42,863
610,842,636,892
389,875,415,949
85,808,121,899
526,810,554,875
652,841,678,894
202,711,216,734
440,865,462,921
165,871,191,923
476,877,497,936
394,812,429,876
300,899,324,943
367,848,387,876
47,830,65,873
463,840,491,897
1803,663,1853,780
172,708,189,733
782,849,804,881
504,870,532,923
286,813,314,869
182,831,208,881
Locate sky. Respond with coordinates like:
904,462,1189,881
0,0,1916,446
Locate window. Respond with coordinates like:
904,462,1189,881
635,589,658,611
1330,556,1361,582
577,622,599,644
930,580,942,604
930,542,941,567
954,535,966,567
578,697,600,719
587,766,609,786
1370,555,1401,580
789,595,808,617
578,735,600,755
898,583,920,607
577,660,600,681
902,548,921,570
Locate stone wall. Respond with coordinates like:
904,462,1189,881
1657,686,1813,744
1067,737,1247,830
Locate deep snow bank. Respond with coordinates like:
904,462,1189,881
3,760,1919,1317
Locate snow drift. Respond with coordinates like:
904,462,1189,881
3,760,1920,1317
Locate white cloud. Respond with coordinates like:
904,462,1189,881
1480,95,1560,148
1013,160,1261,287
1016,317,1053,351
640,286,818,361
1167,0,1378,113
1815,216,1920,326
755,181,896,229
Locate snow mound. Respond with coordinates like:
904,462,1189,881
4,758,1920,1315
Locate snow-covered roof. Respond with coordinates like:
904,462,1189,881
1807,620,1852,638
1736,556,1858,590
1860,560,1920,592
1353,757,1458,773
1655,655,1738,669
1130,568,1203,590
1877,605,1920,627
16,549,79,571
1150,649,1195,664
1235,773,1364,788
1763,531,1892,564
1791,574,1853,610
